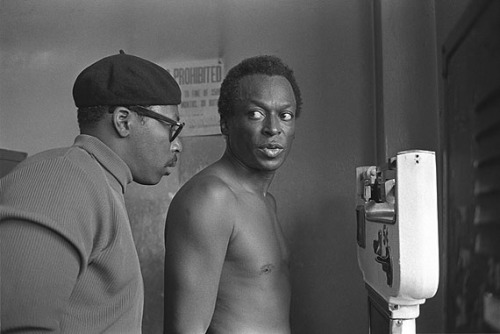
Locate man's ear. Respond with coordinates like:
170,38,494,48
111,107,132,138
220,118,229,136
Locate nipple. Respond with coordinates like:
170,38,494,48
260,264,275,275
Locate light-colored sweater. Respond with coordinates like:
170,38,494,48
0,135,143,333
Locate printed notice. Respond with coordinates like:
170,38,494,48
161,59,224,137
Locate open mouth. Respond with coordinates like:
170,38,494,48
259,144,284,158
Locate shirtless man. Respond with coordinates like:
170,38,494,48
164,55,302,334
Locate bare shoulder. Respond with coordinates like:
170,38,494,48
167,164,238,234
172,167,237,208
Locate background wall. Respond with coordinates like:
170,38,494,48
0,0,473,332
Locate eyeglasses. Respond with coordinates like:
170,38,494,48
129,105,185,142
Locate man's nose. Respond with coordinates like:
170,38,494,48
262,114,282,136
170,136,182,153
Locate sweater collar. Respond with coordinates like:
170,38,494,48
73,135,133,193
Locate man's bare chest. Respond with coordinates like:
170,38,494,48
224,197,289,276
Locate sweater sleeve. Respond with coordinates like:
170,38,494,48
0,150,115,331
0,151,111,265
1,220,80,332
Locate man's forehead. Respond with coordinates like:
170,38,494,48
237,74,293,98
238,73,288,85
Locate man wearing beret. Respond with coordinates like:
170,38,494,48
0,51,183,333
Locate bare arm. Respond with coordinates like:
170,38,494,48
164,177,235,334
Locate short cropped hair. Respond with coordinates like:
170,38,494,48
218,55,302,122
77,106,113,131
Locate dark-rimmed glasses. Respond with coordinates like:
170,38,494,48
128,105,185,142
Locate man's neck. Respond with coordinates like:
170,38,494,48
221,150,275,196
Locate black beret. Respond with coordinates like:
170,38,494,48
73,50,181,108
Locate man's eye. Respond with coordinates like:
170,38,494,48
281,112,294,121
249,111,265,120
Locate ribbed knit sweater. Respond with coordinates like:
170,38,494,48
0,135,143,333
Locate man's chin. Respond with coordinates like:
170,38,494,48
133,173,164,186
258,158,286,171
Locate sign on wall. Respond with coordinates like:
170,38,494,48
162,59,224,137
